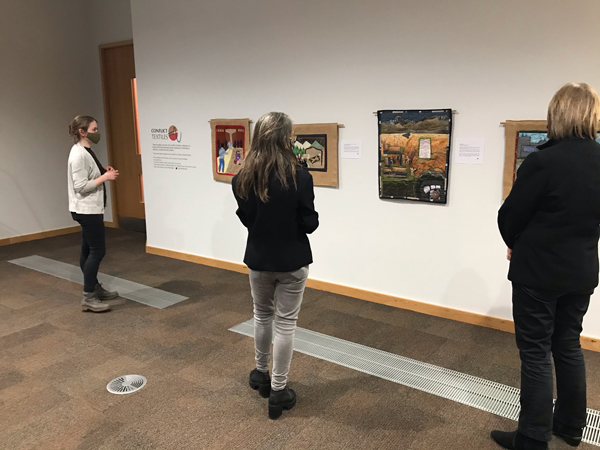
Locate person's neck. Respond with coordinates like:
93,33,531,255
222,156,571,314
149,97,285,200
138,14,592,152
79,138,92,148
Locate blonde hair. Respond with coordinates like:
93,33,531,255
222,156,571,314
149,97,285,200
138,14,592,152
547,83,600,140
68,115,96,144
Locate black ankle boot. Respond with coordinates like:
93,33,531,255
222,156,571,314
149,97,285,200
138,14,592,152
553,422,583,447
268,386,296,420
490,430,547,450
248,369,270,398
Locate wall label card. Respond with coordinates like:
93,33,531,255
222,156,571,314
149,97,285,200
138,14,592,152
455,138,484,165
341,140,363,159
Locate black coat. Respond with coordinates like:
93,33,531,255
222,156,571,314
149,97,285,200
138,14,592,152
232,167,319,272
498,137,600,292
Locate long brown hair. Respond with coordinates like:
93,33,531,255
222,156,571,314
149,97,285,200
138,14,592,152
68,115,96,144
235,112,297,202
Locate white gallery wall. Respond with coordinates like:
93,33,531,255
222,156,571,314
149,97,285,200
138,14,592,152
130,0,600,338
0,0,132,240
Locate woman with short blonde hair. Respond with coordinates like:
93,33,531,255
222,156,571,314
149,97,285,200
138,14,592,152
548,82,600,140
494,83,600,450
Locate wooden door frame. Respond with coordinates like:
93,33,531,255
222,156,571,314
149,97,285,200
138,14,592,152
99,39,134,229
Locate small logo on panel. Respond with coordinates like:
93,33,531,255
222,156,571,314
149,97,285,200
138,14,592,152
168,125,181,142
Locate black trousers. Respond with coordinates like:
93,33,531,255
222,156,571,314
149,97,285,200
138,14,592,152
71,213,106,293
512,282,591,442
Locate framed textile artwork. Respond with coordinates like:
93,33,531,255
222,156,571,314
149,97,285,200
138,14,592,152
292,123,338,187
378,109,452,203
210,118,251,183
502,120,547,200
502,120,600,199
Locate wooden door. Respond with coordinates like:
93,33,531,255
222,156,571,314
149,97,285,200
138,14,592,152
100,41,145,232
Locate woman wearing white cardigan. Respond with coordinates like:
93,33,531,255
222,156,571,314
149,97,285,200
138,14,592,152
67,115,119,312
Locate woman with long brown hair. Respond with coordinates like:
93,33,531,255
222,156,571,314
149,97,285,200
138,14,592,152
232,112,319,419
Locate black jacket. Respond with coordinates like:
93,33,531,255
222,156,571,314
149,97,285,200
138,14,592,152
498,138,600,292
232,166,319,272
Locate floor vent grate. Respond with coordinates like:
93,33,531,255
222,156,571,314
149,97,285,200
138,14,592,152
230,319,600,447
107,375,147,395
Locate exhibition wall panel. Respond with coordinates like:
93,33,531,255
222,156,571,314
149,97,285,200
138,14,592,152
130,0,600,338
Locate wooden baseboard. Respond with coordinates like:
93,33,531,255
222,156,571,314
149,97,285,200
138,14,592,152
0,226,81,247
145,245,600,353
305,278,516,333
0,222,117,246
147,246,249,274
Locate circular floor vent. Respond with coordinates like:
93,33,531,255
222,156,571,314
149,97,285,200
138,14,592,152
107,375,147,395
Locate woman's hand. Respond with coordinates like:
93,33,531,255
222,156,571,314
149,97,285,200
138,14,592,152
507,248,512,261
103,170,119,181
95,170,118,187
105,166,115,172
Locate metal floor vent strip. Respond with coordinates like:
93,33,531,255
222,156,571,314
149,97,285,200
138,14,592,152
229,319,600,447
9,255,188,309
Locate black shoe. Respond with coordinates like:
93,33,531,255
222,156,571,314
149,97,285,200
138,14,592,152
268,386,296,420
248,369,270,398
490,430,547,450
553,422,583,447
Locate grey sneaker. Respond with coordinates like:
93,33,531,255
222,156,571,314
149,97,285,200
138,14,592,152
82,291,110,312
94,283,118,300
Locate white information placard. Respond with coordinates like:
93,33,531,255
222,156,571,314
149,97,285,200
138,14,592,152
150,125,196,171
341,140,362,159
455,138,484,165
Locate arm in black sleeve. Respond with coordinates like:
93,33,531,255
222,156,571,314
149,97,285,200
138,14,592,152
235,202,249,228
232,178,249,228
297,172,319,234
497,152,546,248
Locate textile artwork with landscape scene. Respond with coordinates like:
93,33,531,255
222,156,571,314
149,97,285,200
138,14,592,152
378,109,452,203
502,120,600,199
292,123,339,187
293,134,327,171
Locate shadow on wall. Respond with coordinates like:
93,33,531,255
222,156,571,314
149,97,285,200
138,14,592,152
440,267,512,324
489,280,513,323
211,188,246,263
0,168,43,237
151,185,185,251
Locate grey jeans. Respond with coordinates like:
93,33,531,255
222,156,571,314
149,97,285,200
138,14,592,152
249,266,309,391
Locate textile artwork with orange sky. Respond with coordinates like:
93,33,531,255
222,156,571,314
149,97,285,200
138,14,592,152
378,109,452,203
